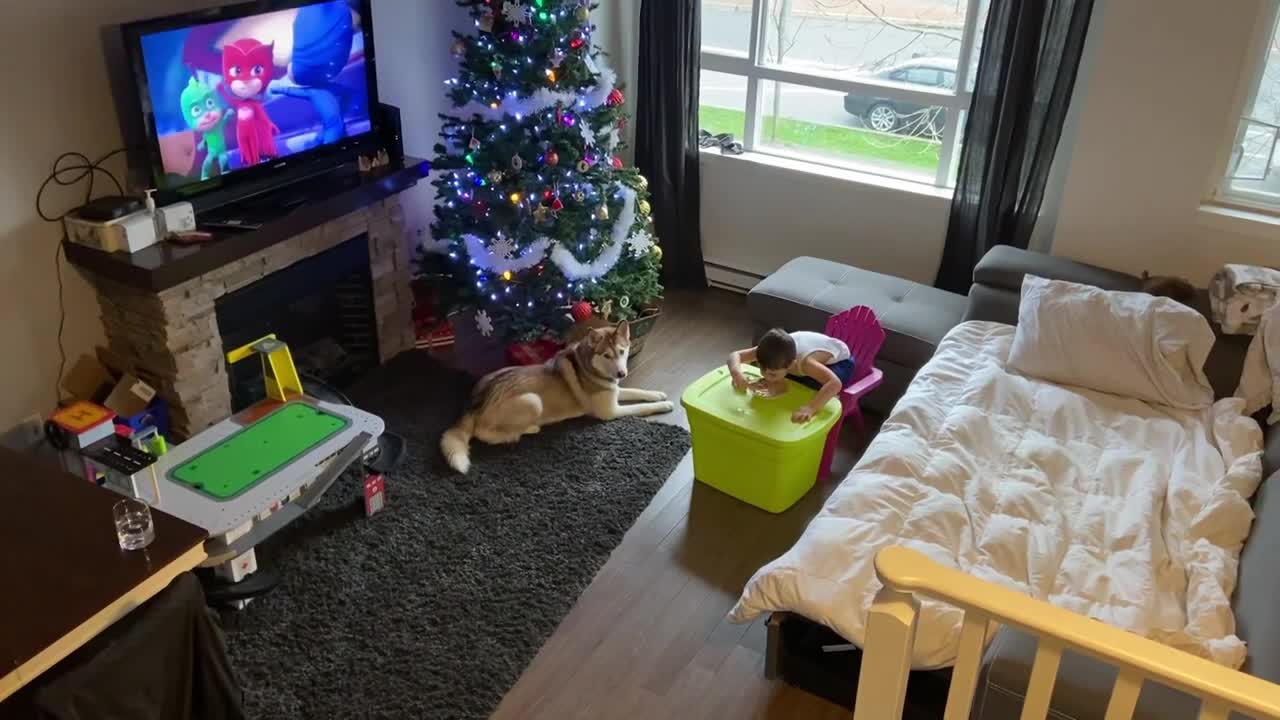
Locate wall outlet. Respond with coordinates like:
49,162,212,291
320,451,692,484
0,414,45,451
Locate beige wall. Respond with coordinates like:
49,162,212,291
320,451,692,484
0,0,459,430
0,0,218,430
1051,0,1280,283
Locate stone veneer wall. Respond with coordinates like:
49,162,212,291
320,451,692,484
88,198,415,438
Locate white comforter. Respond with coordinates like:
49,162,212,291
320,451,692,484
730,321,1264,669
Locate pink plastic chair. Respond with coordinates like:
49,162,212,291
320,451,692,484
818,305,885,479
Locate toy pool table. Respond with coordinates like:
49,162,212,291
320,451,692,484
150,399,383,571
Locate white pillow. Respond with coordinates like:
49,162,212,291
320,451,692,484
1007,275,1215,409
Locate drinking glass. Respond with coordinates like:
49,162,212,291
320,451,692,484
113,498,155,551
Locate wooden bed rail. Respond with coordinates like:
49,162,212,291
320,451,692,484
852,547,1280,720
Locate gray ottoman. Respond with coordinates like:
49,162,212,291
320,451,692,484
747,257,967,414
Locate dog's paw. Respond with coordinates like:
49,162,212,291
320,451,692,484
657,400,675,414
653,391,669,401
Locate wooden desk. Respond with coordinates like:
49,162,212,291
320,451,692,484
0,448,208,701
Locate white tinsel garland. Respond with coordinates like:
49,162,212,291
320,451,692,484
456,67,618,123
550,185,636,280
455,185,641,282
463,234,552,273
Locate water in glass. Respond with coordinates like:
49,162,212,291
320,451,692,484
114,499,155,551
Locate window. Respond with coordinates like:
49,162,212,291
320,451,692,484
699,0,988,186
1215,2,1280,212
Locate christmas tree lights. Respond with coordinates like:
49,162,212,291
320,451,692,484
428,0,663,342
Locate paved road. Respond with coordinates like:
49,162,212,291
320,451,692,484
701,6,961,129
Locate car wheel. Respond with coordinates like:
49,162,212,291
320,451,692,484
866,103,898,133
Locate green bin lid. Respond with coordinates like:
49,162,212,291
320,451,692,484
680,367,840,448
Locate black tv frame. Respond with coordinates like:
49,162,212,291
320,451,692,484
119,0,383,212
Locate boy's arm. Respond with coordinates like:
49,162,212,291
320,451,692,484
794,358,841,422
727,347,757,390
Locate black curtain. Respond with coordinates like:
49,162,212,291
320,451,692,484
635,0,707,289
934,0,1095,294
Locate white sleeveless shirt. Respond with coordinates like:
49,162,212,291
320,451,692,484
788,331,850,374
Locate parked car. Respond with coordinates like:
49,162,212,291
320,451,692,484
843,57,958,135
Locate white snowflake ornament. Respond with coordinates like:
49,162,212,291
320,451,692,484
488,235,516,261
475,309,495,337
502,1,532,24
627,229,654,258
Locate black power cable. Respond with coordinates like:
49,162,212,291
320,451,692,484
34,147,129,406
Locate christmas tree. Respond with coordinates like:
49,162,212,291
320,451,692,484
429,0,663,344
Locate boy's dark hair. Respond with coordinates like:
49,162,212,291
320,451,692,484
756,329,797,370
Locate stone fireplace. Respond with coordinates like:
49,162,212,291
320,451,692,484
86,198,415,438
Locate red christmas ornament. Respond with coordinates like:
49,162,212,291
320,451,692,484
610,156,624,170
543,189,554,202
606,88,624,107
571,301,594,323
618,117,627,130
569,33,586,50
551,197,565,211
545,149,560,166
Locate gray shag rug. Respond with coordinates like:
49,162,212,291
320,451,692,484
221,351,690,719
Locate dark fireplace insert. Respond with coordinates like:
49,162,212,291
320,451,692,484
216,235,379,411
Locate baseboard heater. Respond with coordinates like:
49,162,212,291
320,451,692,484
704,261,765,294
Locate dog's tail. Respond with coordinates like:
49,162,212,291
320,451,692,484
440,413,477,474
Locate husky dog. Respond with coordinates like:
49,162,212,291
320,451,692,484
440,321,674,474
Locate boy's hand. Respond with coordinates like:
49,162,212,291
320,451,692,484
791,405,817,423
731,370,749,391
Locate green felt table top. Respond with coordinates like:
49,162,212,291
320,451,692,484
168,403,350,500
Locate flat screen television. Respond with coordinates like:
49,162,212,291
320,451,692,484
121,0,381,208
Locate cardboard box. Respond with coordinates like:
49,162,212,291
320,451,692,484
61,349,161,427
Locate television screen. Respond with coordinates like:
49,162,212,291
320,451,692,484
134,0,374,192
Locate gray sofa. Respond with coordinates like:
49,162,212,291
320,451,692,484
964,247,1276,720
759,247,1280,719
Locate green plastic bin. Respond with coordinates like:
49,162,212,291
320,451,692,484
681,366,840,513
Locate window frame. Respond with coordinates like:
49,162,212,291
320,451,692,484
700,0,984,188
1208,0,1280,215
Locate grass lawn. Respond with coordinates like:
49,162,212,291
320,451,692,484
699,105,940,171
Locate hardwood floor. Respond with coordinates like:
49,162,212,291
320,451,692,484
490,289,873,720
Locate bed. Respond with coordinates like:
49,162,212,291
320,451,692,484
730,315,1264,670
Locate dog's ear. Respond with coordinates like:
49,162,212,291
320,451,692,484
587,327,606,348
615,320,630,342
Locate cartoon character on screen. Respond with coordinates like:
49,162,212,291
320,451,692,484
219,38,279,167
180,78,231,180
274,1,358,147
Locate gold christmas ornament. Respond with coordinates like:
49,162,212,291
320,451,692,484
635,174,649,190
594,204,610,221
651,244,663,259
575,5,590,21
637,199,651,216
486,170,504,184
533,206,551,223
573,190,586,203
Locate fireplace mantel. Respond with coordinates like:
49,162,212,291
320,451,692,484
65,157,428,292
71,161,426,438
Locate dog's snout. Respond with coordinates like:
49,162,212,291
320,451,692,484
616,370,627,379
